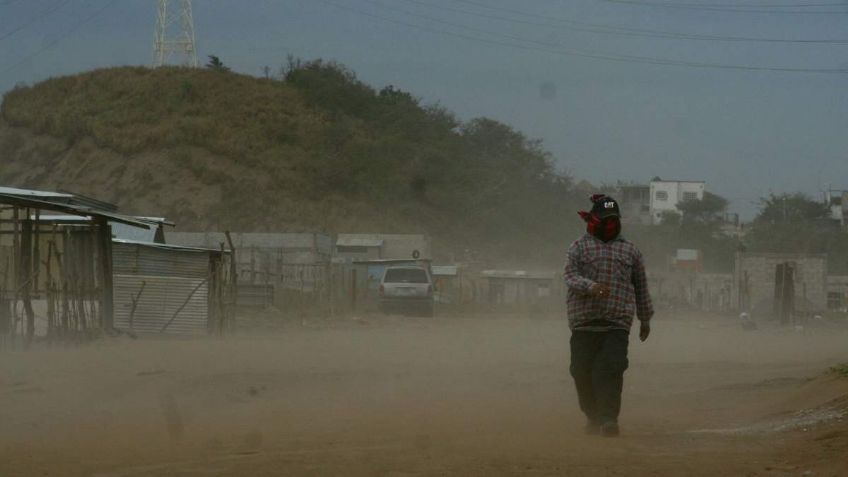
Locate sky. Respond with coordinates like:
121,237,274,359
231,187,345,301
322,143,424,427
2,0,848,219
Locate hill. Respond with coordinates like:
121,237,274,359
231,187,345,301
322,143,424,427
0,62,584,263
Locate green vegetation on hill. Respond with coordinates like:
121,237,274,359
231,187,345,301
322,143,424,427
2,61,844,271
0,62,585,263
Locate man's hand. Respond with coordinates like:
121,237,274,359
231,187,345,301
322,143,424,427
639,321,651,342
588,283,611,299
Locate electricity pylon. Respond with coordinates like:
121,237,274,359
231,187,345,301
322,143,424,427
153,0,198,67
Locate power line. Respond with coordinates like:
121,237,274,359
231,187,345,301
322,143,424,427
2,0,118,76
602,0,848,6
401,0,848,44
596,0,848,14
0,0,73,43
330,0,848,74
666,1,848,6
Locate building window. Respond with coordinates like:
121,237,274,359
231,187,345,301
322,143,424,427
828,292,844,310
655,191,668,201
683,191,698,201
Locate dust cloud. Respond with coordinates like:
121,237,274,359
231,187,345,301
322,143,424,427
1,312,847,476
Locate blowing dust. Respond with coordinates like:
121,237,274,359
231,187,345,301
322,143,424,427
1,312,847,476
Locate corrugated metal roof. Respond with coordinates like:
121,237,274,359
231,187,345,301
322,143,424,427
111,223,158,243
0,187,154,229
114,238,224,254
336,237,384,247
352,258,431,265
3,187,118,211
480,270,556,280
0,186,72,198
35,215,168,243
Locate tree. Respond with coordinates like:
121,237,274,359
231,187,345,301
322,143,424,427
754,192,830,224
744,192,848,272
206,55,230,72
676,191,728,224
658,210,681,226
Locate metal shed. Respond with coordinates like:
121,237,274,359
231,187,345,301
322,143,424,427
112,240,233,335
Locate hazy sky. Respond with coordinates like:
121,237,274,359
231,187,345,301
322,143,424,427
2,0,848,219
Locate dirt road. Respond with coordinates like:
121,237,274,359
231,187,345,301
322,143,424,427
1,313,847,476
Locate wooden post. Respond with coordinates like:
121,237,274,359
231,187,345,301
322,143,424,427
33,210,40,294
1,256,10,340
327,262,335,318
350,268,357,312
11,207,20,344
96,218,114,331
21,214,35,347
45,240,54,340
224,231,237,332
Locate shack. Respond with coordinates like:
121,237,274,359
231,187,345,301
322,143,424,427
335,234,431,262
112,240,234,335
0,186,159,346
733,252,828,321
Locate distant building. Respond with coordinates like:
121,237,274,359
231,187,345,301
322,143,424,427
167,232,332,266
672,249,702,272
733,252,827,320
166,232,335,309
719,212,745,238
827,275,848,312
649,179,705,225
825,189,847,226
617,184,651,225
335,234,430,262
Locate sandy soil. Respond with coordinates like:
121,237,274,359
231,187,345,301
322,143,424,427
1,312,847,476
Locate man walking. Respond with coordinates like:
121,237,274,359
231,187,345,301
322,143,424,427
563,194,653,437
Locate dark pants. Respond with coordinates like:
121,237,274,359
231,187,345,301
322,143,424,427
569,329,630,425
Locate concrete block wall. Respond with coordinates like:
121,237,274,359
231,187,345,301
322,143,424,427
733,253,827,313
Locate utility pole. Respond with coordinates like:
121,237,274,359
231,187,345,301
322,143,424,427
153,0,198,67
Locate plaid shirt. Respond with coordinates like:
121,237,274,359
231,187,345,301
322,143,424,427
563,234,653,331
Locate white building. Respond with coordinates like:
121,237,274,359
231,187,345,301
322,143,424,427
335,234,431,262
649,179,705,225
825,189,847,226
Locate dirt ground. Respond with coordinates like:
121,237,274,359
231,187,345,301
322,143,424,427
1,312,847,476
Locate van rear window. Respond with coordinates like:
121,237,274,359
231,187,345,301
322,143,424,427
384,268,428,283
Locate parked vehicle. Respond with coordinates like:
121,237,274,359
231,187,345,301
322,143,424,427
379,266,434,317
